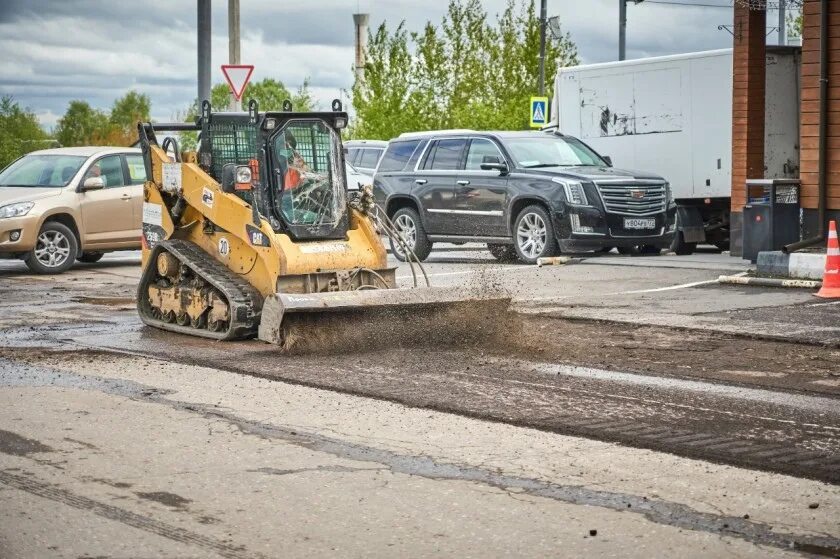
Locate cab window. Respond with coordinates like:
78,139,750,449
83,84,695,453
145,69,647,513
273,119,345,226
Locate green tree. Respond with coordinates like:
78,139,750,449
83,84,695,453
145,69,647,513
54,100,109,147
106,90,151,144
210,78,315,112
350,0,579,138
349,22,415,139
787,8,802,39
178,78,314,151
0,96,52,169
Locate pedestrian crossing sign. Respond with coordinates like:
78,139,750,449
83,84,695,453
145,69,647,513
530,96,549,128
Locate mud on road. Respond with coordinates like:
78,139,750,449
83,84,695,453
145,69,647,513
2,300,840,484
2,262,840,483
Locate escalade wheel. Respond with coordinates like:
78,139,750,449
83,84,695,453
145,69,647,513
513,205,557,264
24,222,78,274
389,207,432,262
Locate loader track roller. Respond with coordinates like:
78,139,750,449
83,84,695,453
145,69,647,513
137,239,263,341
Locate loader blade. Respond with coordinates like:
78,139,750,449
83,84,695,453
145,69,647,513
258,287,512,353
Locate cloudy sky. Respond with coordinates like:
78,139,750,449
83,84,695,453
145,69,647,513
0,0,786,130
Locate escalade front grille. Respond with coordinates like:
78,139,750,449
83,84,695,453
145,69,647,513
596,182,667,216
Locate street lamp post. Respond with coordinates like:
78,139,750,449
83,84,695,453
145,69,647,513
538,0,548,96
619,0,645,61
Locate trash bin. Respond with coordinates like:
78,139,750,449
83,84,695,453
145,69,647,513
742,179,800,263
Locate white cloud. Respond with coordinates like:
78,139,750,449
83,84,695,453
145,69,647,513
0,0,766,130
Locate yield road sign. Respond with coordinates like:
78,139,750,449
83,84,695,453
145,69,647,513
221,64,254,101
530,96,549,128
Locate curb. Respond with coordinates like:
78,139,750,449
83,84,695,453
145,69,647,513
756,251,825,280
718,275,822,289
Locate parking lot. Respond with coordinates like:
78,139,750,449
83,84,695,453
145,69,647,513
1,244,839,557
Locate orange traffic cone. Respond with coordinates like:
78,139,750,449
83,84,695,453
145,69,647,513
816,220,840,299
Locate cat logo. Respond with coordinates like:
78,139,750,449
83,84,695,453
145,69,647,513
246,224,271,247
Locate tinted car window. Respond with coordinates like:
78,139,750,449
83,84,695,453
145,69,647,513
465,139,504,171
378,140,421,172
358,148,382,169
425,139,466,171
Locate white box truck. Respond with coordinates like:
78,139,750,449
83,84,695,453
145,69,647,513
550,47,800,254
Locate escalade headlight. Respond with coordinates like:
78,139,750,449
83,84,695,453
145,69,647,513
552,178,588,205
0,201,34,219
665,183,676,209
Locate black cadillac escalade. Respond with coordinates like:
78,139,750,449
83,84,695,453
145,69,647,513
372,130,676,264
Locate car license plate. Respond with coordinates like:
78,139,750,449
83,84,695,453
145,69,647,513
624,218,656,229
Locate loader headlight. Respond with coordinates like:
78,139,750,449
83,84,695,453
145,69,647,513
0,201,34,219
235,166,252,184
334,116,348,130
553,178,588,206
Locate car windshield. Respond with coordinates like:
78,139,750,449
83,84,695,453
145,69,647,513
504,136,605,168
0,154,87,187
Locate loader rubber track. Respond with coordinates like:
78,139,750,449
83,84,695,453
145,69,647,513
137,239,264,341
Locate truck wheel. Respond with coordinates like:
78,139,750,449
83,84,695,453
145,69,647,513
77,251,105,263
513,205,558,264
389,207,432,262
670,232,697,256
487,243,517,262
24,221,78,274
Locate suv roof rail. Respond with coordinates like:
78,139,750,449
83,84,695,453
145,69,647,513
398,129,477,138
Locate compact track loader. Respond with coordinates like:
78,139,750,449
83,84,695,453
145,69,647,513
136,100,510,349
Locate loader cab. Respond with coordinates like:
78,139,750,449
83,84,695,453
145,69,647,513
266,116,348,241
197,99,350,242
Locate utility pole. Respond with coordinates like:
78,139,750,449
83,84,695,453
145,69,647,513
619,0,626,61
538,0,547,95
229,0,241,111
778,0,786,46
197,0,211,107
619,1,644,61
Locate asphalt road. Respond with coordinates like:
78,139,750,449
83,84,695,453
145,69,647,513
1,245,839,557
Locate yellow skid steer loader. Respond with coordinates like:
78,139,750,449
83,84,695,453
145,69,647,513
136,100,509,350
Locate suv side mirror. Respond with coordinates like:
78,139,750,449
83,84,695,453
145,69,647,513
81,177,105,191
602,156,613,167
480,162,508,174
